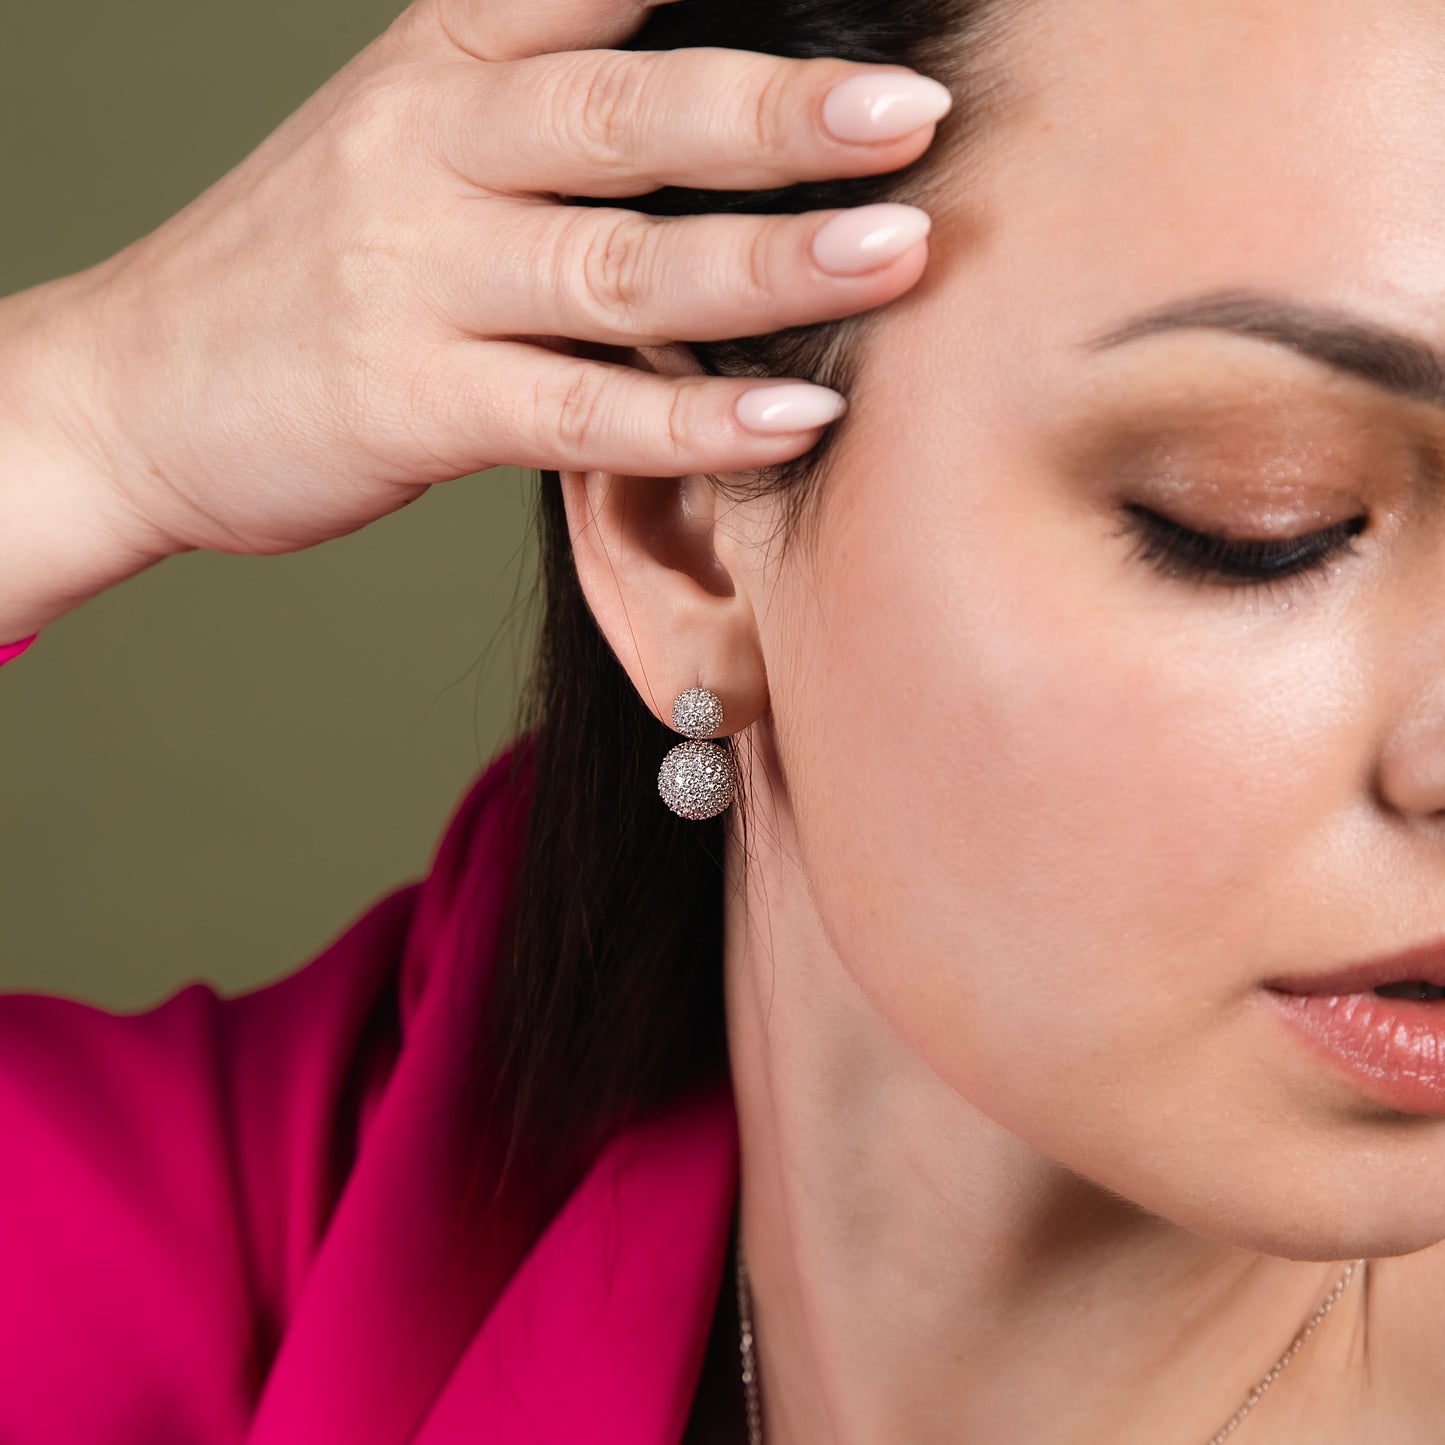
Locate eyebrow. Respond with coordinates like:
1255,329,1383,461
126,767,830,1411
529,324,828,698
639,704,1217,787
1083,288,1445,410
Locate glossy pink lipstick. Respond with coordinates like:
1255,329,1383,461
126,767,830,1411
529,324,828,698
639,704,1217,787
1262,938,1445,1115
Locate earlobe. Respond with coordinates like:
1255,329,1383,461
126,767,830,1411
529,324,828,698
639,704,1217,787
556,461,770,739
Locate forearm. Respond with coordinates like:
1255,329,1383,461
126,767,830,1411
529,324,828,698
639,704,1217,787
0,267,175,645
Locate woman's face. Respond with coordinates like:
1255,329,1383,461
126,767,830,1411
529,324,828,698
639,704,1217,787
744,0,1445,1257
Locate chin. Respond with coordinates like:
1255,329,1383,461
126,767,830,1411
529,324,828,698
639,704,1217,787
1173,1192,1445,1264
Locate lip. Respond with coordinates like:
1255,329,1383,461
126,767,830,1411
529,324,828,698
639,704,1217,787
1262,936,1445,995
1260,934,1445,1115
1261,987,1445,1115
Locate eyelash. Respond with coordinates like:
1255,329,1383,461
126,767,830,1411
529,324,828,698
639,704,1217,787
1114,503,1369,597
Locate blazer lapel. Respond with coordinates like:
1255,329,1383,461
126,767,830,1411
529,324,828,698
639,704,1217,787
243,752,545,1445
412,1076,739,1445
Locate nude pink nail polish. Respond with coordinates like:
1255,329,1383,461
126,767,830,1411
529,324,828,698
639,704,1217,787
811,203,933,276
821,72,953,143
735,384,848,434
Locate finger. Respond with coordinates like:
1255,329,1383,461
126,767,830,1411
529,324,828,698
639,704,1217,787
425,340,850,477
433,49,953,197
430,198,932,345
420,0,678,64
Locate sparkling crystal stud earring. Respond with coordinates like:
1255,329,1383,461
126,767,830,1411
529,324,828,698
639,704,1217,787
658,685,736,820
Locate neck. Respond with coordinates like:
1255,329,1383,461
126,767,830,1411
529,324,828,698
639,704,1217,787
720,752,1380,1445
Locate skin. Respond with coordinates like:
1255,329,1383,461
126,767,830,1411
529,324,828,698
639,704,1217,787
563,0,1445,1439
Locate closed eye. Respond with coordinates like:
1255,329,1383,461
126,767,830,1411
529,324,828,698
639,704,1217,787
1113,503,1369,592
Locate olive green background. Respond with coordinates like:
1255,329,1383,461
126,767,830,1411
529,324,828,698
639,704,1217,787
0,0,538,1009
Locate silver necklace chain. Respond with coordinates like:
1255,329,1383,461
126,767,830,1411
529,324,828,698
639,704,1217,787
734,1233,1365,1445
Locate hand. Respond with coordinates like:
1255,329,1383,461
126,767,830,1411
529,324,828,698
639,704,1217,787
0,0,949,630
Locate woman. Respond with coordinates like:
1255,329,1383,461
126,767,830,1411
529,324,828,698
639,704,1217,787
5,0,1445,1438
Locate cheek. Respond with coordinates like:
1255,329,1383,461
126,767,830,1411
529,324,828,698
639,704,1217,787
770,447,1363,1146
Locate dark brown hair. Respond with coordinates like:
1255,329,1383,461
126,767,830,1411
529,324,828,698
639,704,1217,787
469,0,1023,1202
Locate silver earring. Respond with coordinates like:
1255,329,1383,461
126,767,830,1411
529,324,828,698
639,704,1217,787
658,686,736,820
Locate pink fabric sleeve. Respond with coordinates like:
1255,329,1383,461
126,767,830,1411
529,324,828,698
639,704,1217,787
0,634,37,665
0,886,417,1443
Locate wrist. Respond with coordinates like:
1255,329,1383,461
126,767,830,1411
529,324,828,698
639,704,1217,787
0,265,180,641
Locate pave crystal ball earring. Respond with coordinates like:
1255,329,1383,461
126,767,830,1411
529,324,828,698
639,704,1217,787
658,686,737,820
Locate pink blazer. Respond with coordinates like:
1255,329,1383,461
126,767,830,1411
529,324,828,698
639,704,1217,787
0,635,740,1442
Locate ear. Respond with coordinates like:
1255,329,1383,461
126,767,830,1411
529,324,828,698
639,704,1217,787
557,344,770,739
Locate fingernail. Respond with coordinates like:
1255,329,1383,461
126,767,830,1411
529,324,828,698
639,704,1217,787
735,383,848,434
821,71,953,144
811,202,932,276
